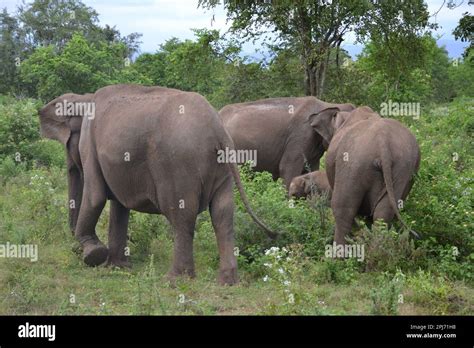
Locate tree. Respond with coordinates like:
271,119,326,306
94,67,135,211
18,0,142,58
453,12,473,60
0,8,26,94
18,0,100,49
266,46,305,97
199,0,432,98
19,33,150,101
134,29,229,104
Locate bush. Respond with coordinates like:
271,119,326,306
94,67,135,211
354,221,425,273
128,212,171,260
0,157,27,183
371,270,405,315
29,139,65,168
234,164,333,259
406,270,470,315
0,96,42,166
0,167,68,243
401,98,474,278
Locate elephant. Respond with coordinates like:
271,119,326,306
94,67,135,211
38,84,276,285
288,170,331,200
219,97,355,190
309,106,421,245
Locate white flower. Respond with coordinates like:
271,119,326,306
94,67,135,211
263,275,269,282
283,280,291,286
278,268,285,274
265,247,280,256
263,262,273,268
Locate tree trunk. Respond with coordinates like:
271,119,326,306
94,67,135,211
303,49,329,97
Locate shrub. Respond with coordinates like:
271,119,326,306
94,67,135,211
0,96,42,166
371,270,406,315
315,258,358,285
0,167,68,243
128,212,171,260
234,164,333,259
354,221,425,273
405,270,470,315
401,98,474,278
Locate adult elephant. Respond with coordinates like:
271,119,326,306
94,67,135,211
38,84,276,285
219,97,355,189
309,106,421,245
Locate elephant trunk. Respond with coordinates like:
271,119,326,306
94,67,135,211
380,140,420,239
228,162,278,239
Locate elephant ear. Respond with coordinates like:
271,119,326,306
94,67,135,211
41,121,71,145
302,175,314,195
39,93,88,145
334,111,351,130
309,107,340,145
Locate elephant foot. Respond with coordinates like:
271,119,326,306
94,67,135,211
82,239,109,267
106,257,131,269
218,268,238,286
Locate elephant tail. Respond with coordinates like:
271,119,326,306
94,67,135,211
228,162,278,239
379,140,420,239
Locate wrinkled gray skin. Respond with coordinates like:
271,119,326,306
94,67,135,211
219,97,355,189
288,170,331,200
309,106,421,245
38,84,276,285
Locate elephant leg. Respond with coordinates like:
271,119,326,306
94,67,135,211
332,207,359,246
167,208,197,280
66,134,83,235
331,184,364,246
373,196,395,224
373,175,410,225
74,161,108,267
279,151,305,190
106,200,131,268
209,178,238,285
67,164,82,235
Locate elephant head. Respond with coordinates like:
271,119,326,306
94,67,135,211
39,93,93,233
309,106,377,147
289,171,331,200
288,175,313,198
309,107,348,147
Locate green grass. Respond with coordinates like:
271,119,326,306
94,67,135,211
1,228,472,315
0,98,473,315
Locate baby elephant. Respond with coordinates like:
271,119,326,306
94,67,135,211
289,171,332,200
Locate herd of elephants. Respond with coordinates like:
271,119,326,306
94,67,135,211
39,84,420,285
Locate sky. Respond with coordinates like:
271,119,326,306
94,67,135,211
2,0,472,59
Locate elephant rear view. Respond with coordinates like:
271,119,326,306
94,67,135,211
310,106,421,245
38,84,276,285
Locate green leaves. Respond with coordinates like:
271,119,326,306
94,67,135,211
19,33,150,101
